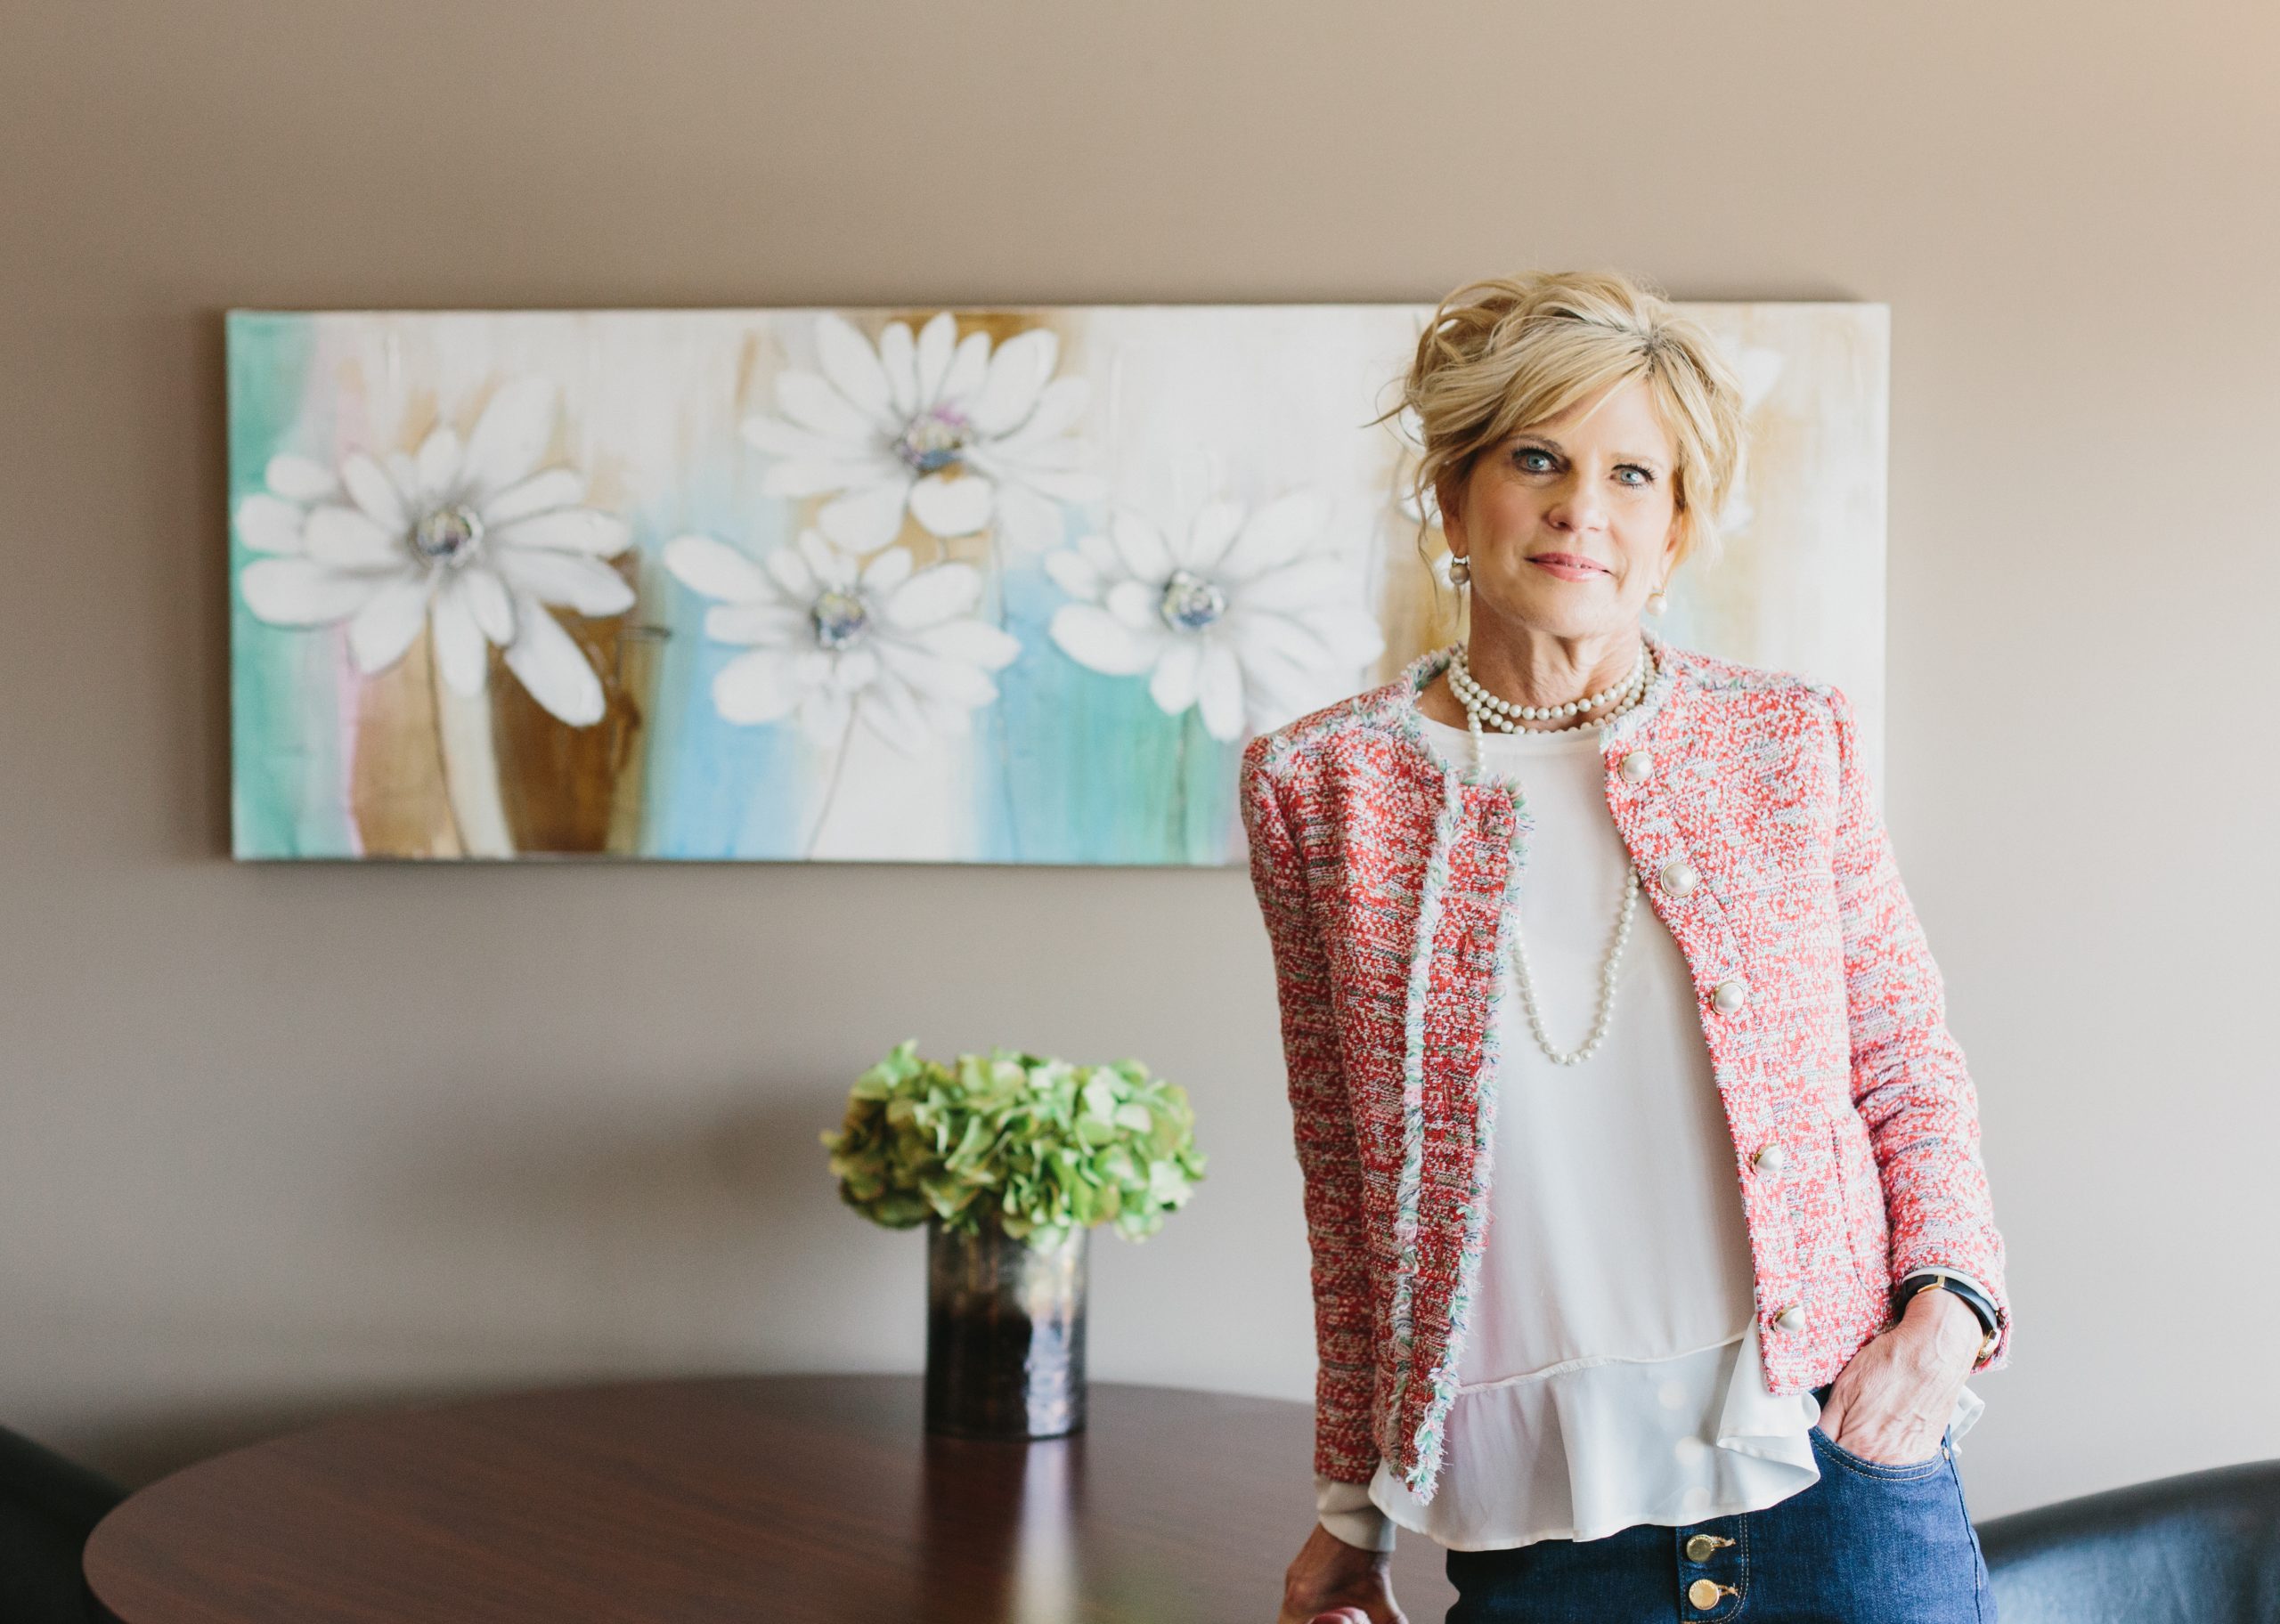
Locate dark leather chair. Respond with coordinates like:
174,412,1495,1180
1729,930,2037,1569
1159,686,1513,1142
1980,1458,2280,1622
0,1426,124,1624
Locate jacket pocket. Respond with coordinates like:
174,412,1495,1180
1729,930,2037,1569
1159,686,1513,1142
1829,1105,1891,1305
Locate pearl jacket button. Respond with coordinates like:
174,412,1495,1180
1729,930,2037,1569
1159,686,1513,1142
1775,1303,1806,1332
1754,1142,1787,1174
1619,750,1653,783
1713,978,1748,1013
1660,859,1698,897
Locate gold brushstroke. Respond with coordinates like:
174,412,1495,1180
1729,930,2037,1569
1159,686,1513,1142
490,556,655,855
602,620,666,856
348,627,463,857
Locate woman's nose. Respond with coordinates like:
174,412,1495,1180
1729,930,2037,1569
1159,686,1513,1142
1545,473,1607,532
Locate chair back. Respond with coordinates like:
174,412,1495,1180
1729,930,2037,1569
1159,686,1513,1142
1980,1459,2280,1624
1,1426,126,1624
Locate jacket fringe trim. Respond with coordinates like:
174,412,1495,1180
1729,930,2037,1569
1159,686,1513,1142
1380,762,1464,1458
1402,771,1532,1499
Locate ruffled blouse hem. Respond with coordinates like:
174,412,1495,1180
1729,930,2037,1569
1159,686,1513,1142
1364,1329,1820,1552
1323,1329,1986,1553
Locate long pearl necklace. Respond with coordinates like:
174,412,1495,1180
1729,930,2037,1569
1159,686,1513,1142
1448,639,1655,1068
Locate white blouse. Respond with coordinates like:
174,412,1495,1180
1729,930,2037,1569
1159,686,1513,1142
1312,714,1980,1554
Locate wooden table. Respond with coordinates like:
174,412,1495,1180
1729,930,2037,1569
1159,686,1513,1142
85,1374,1457,1623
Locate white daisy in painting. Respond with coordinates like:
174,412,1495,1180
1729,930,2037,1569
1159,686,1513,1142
661,527,1022,755
235,379,634,727
740,312,1103,554
1044,491,1386,743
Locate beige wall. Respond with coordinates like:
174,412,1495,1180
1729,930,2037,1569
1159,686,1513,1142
4,1,2275,1522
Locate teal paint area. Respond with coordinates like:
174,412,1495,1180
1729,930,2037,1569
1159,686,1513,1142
228,313,354,859
981,564,1241,867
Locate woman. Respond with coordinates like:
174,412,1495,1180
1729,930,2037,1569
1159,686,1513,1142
1241,272,2010,1624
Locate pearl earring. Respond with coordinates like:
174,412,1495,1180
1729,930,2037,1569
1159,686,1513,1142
1448,554,1470,587
1645,584,1669,614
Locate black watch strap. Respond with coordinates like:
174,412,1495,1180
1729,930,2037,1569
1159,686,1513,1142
1894,1271,2000,1342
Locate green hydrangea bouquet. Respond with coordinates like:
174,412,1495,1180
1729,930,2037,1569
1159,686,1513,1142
820,1039,1207,1247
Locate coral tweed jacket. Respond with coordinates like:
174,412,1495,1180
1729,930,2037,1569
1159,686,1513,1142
1238,629,2010,1505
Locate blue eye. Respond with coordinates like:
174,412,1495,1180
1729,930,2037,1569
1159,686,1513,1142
1616,465,1652,487
1513,447,1555,473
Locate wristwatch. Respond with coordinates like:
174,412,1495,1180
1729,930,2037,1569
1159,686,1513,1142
1894,1271,2003,1366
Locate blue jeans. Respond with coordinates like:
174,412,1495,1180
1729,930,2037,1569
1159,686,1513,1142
1443,1422,1993,1623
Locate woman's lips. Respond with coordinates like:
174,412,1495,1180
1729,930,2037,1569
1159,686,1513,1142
1527,553,1608,582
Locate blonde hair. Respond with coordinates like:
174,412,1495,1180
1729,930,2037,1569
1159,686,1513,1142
1388,270,1747,571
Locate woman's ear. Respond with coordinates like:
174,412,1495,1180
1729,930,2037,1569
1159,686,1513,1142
1435,472,1465,551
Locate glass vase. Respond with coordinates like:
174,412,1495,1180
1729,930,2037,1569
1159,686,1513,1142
923,1212,1088,1440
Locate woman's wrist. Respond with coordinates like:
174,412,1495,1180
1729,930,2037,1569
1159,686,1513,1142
1899,1278,1985,1371
1894,1270,2003,1368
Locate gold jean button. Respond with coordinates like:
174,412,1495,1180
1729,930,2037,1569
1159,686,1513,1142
1689,1577,1726,1609
1685,1532,1726,1562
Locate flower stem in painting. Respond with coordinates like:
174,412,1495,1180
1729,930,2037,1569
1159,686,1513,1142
803,708,860,858
986,529,1021,854
428,633,515,859
1170,709,1191,850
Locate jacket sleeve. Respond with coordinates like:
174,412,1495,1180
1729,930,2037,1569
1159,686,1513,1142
1823,683,2012,1367
1239,740,1381,1482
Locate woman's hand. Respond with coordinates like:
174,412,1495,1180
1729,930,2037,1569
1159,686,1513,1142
1816,1285,1983,1465
1274,1522,1406,1624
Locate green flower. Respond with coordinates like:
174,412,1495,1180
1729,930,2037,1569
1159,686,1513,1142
819,1040,1208,1243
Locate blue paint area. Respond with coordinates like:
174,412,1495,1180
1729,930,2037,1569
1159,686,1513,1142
641,498,1243,866
637,478,806,858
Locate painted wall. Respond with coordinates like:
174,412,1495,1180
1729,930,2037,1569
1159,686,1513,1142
2,0,2274,1529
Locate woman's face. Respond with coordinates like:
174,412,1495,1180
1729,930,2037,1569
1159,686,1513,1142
1437,378,1682,642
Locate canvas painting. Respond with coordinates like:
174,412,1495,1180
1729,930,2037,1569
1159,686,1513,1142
228,301,1887,864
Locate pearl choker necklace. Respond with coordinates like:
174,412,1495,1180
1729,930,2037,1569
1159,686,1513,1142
1445,638,1657,1068
1449,641,1652,778
1451,641,1649,723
